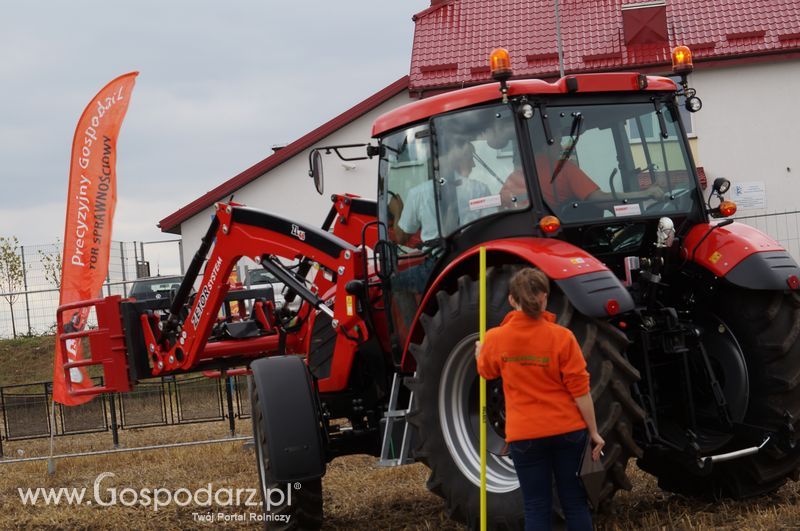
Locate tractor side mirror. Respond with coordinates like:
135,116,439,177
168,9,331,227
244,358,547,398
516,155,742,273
309,150,324,195
308,144,375,196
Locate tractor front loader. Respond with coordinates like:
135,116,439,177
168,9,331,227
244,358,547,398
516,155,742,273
59,45,800,530
58,194,392,528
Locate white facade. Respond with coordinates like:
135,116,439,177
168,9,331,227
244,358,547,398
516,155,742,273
177,92,413,268
689,58,800,257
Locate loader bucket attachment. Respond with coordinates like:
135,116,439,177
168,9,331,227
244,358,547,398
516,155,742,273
56,295,132,396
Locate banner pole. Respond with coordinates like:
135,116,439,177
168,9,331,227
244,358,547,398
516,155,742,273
479,246,487,530
47,398,57,475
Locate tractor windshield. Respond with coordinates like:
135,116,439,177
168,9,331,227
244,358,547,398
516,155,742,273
528,101,699,224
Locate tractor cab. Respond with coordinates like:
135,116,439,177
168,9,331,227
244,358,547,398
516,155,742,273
374,69,706,350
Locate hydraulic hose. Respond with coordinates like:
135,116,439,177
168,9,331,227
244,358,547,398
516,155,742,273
166,216,220,331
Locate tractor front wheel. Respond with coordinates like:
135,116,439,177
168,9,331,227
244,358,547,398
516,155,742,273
250,361,324,530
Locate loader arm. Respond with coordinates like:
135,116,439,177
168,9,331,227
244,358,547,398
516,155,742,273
282,194,378,308
58,201,371,396
158,203,369,377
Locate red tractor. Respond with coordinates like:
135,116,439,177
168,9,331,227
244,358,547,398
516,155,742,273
59,47,800,529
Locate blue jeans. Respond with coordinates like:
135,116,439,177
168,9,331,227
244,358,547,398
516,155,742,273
391,255,436,293
510,429,592,531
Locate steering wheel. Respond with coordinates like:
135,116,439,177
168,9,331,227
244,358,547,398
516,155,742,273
609,223,647,252
645,188,692,213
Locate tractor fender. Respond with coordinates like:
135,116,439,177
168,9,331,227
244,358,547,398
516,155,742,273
682,222,800,290
250,355,326,483
400,237,633,370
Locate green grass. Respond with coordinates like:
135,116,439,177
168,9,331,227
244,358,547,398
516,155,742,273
0,335,57,387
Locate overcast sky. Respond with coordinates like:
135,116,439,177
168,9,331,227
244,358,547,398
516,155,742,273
0,0,428,270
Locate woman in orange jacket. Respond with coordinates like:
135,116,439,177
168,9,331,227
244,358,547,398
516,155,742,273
476,268,604,531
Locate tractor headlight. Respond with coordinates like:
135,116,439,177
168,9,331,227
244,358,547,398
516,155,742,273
519,104,534,120
685,96,703,113
712,177,731,195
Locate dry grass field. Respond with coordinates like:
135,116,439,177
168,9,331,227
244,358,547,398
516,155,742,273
2,336,800,529
2,421,800,530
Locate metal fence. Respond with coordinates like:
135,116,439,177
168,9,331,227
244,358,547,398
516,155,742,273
2,211,799,339
0,239,182,338
0,374,251,457
735,210,800,262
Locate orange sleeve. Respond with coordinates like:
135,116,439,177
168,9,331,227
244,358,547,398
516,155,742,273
559,330,590,397
499,170,529,208
477,330,502,380
565,163,599,201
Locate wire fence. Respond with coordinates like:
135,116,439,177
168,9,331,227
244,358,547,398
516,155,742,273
735,210,800,262
0,240,182,339
0,211,797,339
0,374,251,458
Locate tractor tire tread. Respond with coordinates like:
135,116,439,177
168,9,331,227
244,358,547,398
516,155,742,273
250,385,323,530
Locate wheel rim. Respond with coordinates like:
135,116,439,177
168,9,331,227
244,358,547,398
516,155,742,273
439,334,519,493
692,315,749,450
657,314,750,452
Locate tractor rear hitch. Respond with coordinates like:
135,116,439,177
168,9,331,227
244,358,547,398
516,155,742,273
697,436,771,470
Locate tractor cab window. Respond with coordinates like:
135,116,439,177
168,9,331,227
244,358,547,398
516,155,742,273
527,101,699,224
378,124,435,340
379,105,526,249
377,107,527,347
432,105,527,237
379,123,434,254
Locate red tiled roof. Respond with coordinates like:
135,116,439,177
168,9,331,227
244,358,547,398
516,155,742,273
159,76,410,234
410,0,800,91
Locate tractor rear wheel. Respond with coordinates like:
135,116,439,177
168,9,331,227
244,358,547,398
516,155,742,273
639,288,800,498
405,267,644,528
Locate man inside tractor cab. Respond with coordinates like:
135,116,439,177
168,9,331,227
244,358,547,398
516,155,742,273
388,139,491,299
487,118,666,210
390,139,491,251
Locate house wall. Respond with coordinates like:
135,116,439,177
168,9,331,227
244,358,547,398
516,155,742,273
689,58,800,257
177,92,413,273
690,59,800,208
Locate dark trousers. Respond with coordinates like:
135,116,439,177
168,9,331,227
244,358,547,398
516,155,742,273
510,429,593,531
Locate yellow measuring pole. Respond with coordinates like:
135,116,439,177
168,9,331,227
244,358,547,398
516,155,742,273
479,246,487,530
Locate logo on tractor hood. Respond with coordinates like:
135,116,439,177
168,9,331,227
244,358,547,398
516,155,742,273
190,256,224,330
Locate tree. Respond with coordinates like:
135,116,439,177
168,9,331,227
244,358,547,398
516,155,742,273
38,239,63,289
0,236,24,338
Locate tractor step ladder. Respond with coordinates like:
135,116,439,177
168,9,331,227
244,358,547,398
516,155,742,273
377,372,415,467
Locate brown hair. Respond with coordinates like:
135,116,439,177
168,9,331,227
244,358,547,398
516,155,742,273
509,268,550,319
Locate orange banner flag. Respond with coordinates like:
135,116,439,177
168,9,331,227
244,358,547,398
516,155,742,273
53,72,138,405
